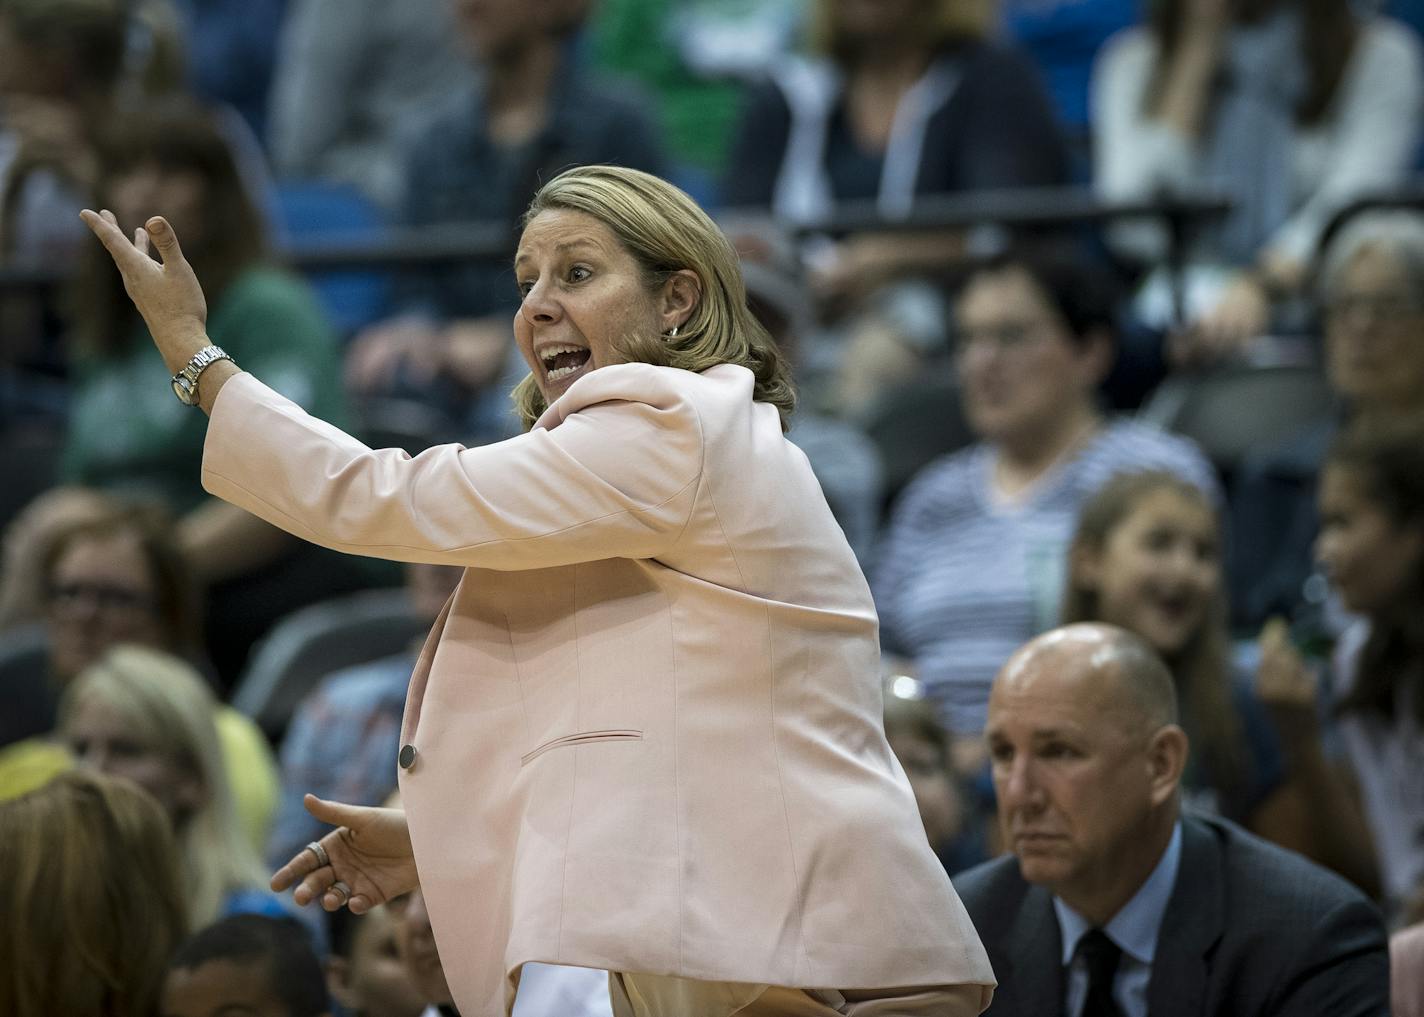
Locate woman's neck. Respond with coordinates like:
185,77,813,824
993,404,1103,499
843,45,932,152
847,38,933,86
484,37,559,145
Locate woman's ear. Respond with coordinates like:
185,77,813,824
660,269,702,330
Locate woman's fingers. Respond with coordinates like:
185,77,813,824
144,216,186,266
271,848,318,892
270,855,307,892
294,865,336,907
79,208,144,270
270,835,336,892
80,210,185,271
302,792,367,829
1259,616,1289,653
347,893,373,916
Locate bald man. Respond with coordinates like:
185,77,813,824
954,623,1388,1017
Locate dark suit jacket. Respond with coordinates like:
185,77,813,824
954,814,1388,1017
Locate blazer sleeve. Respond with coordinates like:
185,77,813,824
201,369,704,570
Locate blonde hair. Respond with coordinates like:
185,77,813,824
1062,472,1245,791
807,0,992,60
512,165,796,431
0,769,186,1017
58,644,268,931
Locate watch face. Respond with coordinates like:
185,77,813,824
172,376,197,404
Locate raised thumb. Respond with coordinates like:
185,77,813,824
303,793,362,828
145,216,183,258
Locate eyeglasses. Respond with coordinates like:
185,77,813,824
47,582,156,614
1323,293,1424,325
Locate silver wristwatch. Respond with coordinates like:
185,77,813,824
171,344,234,406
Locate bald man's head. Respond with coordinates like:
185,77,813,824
998,623,1178,734
986,623,1189,921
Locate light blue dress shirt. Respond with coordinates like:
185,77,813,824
1053,822,1183,1017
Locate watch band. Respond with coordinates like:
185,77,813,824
171,344,234,406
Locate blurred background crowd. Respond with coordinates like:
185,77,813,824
3,0,1424,1013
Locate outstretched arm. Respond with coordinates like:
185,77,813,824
83,211,706,572
79,210,239,415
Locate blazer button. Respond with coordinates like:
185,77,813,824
399,744,417,770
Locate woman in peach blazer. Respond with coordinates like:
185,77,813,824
82,166,994,1017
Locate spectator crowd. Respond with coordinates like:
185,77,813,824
2,0,1423,1013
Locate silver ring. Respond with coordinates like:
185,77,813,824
305,840,330,869
329,880,352,904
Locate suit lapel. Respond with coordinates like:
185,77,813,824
994,885,1064,1017
1146,817,1224,1017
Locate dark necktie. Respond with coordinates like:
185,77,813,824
1078,928,1126,1017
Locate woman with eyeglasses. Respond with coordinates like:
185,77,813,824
28,499,281,854
1232,210,1424,632
41,500,200,686
873,248,1220,768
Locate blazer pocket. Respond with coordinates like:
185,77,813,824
520,728,643,766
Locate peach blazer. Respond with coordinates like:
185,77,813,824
202,364,995,1017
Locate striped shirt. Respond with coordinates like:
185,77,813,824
873,419,1220,734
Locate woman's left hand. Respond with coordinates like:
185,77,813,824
79,210,209,371
271,795,417,914
1256,617,1320,739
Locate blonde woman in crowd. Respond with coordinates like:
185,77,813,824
57,643,287,932
0,768,187,1017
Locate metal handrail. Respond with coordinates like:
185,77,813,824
0,186,1232,293
1313,180,1424,263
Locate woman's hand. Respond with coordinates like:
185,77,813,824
270,794,418,914
1256,617,1321,742
345,316,442,393
1171,273,1271,366
79,210,208,372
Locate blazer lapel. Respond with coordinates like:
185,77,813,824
993,885,1064,1017
1146,817,1224,1017
399,584,458,744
